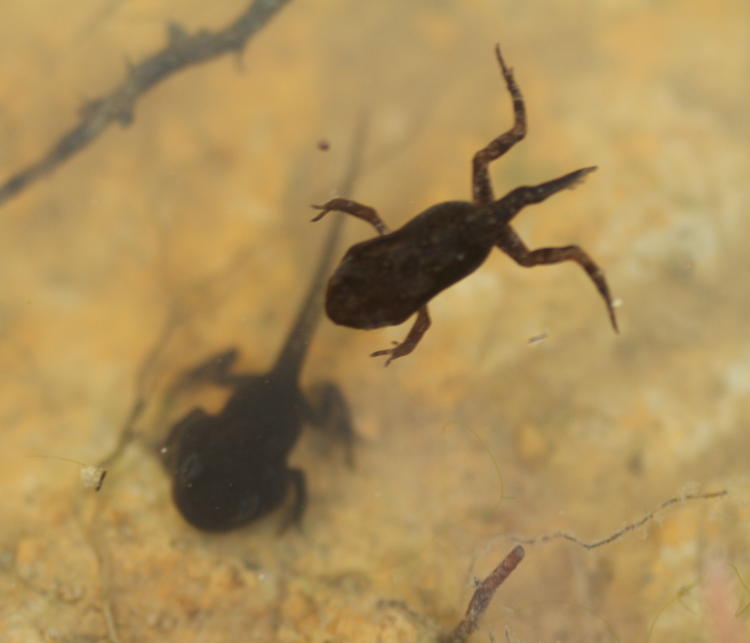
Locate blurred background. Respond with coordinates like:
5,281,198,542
0,0,748,640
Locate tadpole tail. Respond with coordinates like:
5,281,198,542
271,112,370,381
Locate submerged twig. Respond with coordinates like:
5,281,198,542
97,310,181,470
0,0,293,208
443,546,525,643
730,564,750,617
510,490,727,550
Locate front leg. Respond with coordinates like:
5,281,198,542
311,198,390,236
371,305,432,366
305,381,356,466
496,226,619,332
279,468,307,532
165,348,240,398
164,348,263,404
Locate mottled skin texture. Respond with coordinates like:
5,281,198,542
326,201,491,329
313,45,618,365
160,214,353,532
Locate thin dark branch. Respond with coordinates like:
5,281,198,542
0,0,293,208
97,309,181,469
443,546,526,643
510,490,728,550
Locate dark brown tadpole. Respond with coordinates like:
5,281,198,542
312,44,617,365
442,545,525,643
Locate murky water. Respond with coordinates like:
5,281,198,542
1,1,748,641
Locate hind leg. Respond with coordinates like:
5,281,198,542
472,44,527,205
497,226,618,332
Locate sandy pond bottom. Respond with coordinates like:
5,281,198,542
1,0,749,641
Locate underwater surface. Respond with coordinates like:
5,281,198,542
0,0,748,640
